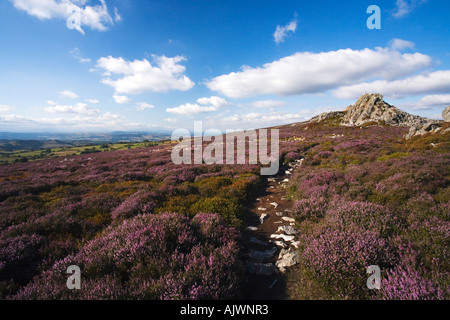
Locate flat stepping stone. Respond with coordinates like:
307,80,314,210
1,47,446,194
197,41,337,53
249,247,277,260
257,207,267,211
276,212,286,217
246,226,258,231
276,247,300,271
273,241,288,248
246,262,277,276
270,234,295,242
282,217,295,223
250,237,269,246
291,241,301,249
269,202,279,208
277,225,298,235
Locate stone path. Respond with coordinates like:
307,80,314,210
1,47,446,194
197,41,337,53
241,159,303,299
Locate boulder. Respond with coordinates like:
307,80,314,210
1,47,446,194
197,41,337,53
443,106,450,122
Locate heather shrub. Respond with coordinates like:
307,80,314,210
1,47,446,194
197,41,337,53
378,265,444,300
196,176,233,197
191,197,242,227
292,196,327,221
0,234,46,288
327,200,404,238
11,213,242,300
111,190,159,221
300,226,395,299
284,151,302,164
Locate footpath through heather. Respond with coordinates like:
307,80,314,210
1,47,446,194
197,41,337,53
240,159,304,300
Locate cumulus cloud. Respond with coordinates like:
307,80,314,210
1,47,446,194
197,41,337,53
393,0,427,18
10,0,116,34
44,102,99,115
96,55,195,94
136,102,155,111
0,105,13,113
207,47,432,99
113,94,131,104
59,90,78,99
273,18,297,45
166,96,230,116
333,70,450,99
212,107,338,129
405,94,450,110
390,38,415,51
86,99,99,104
251,100,286,108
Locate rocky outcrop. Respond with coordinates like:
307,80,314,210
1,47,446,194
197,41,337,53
311,93,446,139
342,93,429,127
405,122,444,140
443,106,450,122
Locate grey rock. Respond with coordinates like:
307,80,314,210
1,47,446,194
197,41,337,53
249,247,277,260
270,202,279,208
246,226,258,231
273,241,288,248
246,262,277,276
281,217,295,223
259,213,268,224
443,106,450,122
276,247,300,270
270,234,295,242
277,225,298,235
250,237,269,246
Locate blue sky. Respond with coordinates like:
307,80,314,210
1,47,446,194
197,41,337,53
0,0,449,132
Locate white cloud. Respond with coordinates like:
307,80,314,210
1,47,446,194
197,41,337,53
333,70,450,99
70,48,91,63
86,99,99,104
251,100,286,108
273,19,297,45
0,104,13,113
213,107,337,129
44,102,99,116
404,94,450,110
10,0,116,34
207,46,432,99
113,7,121,22
113,94,131,104
0,111,159,131
393,0,426,18
59,90,78,99
166,96,230,116
96,55,195,94
390,39,415,51
136,102,155,111
164,118,177,123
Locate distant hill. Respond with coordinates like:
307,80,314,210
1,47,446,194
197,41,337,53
0,131,171,143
